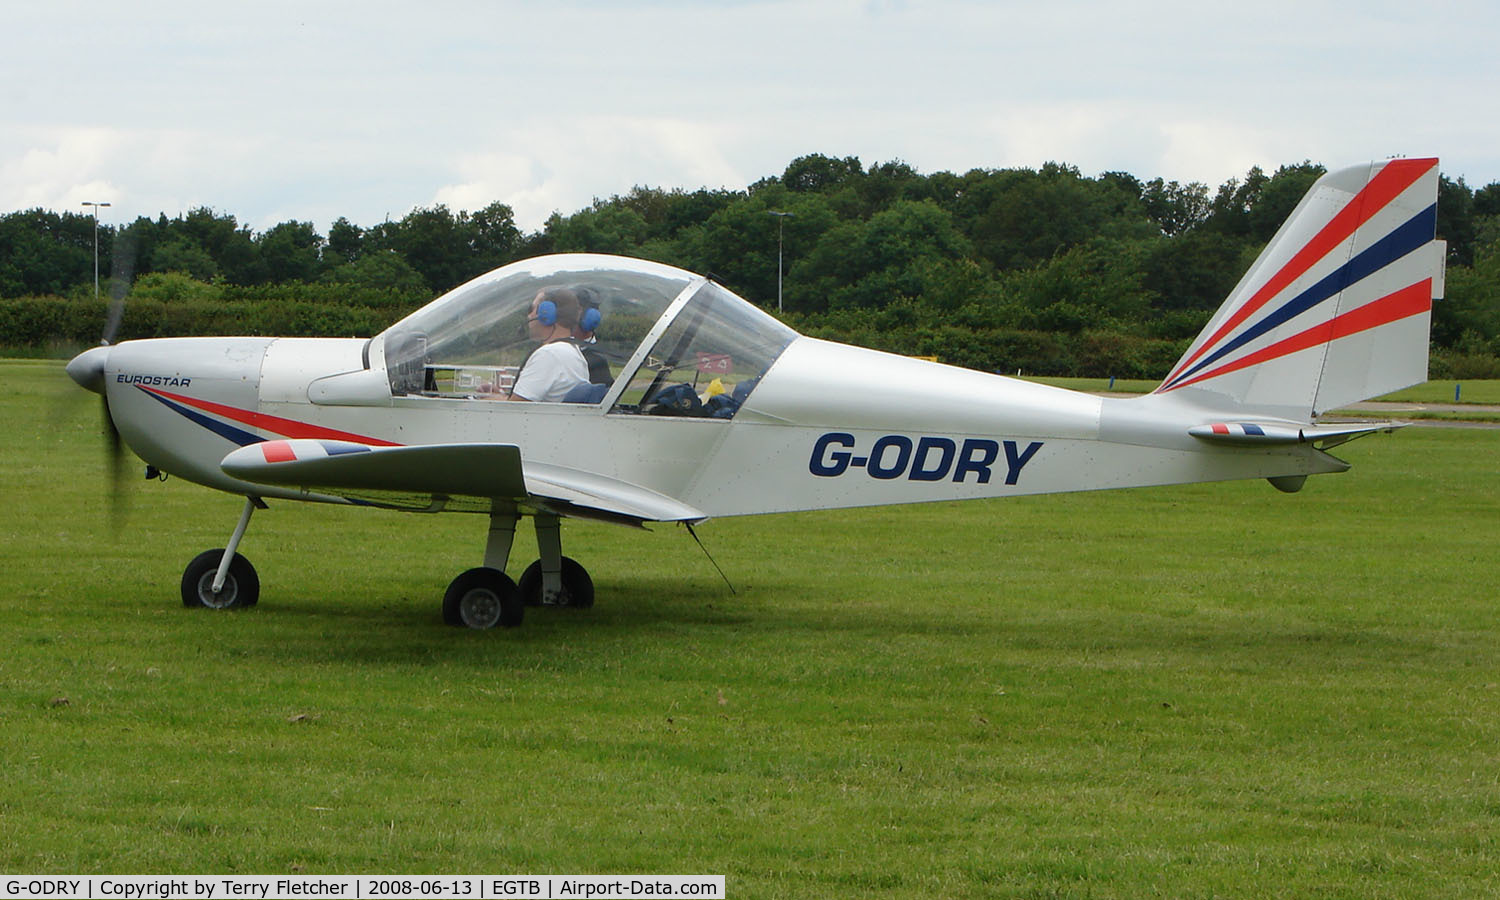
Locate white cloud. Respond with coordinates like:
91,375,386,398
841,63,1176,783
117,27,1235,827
0,128,125,210
0,126,286,223
435,117,747,229
1156,122,1285,187
434,152,553,224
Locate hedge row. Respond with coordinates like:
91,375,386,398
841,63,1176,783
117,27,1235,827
799,320,1189,378
1430,350,1500,379
0,296,408,347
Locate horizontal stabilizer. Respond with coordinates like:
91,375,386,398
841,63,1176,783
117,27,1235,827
1189,421,1404,447
220,439,704,524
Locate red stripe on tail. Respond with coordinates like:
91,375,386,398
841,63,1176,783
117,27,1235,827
1167,280,1432,393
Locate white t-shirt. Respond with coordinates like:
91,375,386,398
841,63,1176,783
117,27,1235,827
510,341,589,402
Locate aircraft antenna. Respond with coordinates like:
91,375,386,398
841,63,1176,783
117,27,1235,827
685,522,736,595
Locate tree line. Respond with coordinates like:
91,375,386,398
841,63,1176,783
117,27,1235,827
3,154,1498,377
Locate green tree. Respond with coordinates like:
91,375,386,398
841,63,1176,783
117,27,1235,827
1001,239,1154,333
957,163,1151,271
1205,162,1322,244
326,217,363,265
856,160,926,215
174,207,258,283
654,188,740,239
545,203,650,254
1140,178,1212,236
366,202,522,293
151,236,219,281
781,154,864,193
1141,229,1253,312
1245,162,1324,243
837,199,975,309
791,219,868,313
689,186,839,310
322,250,429,295
257,221,322,283
1473,182,1500,219
468,201,523,272
1438,175,1477,266
365,206,465,292
0,209,102,296
1433,218,1500,349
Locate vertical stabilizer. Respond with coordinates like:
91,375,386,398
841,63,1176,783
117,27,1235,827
1154,158,1444,421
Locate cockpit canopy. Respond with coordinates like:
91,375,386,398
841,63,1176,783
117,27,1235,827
375,254,798,418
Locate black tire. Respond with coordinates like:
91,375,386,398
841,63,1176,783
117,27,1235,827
181,549,259,609
442,567,523,629
516,557,594,608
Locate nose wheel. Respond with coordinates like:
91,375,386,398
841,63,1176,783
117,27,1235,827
181,498,263,609
181,549,259,608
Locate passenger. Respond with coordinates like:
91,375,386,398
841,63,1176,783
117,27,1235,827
505,288,589,402
573,286,602,343
571,285,612,385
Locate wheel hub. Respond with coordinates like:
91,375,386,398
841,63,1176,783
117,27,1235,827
195,571,237,609
460,588,502,629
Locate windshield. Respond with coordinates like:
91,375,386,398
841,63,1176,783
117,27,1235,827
379,255,695,398
610,281,797,418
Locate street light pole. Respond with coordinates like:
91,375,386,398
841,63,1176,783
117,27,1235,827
81,201,112,301
768,210,793,313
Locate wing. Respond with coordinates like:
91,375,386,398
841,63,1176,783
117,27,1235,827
220,439,706,526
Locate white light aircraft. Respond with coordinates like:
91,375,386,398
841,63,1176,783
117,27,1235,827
67,159,1445,628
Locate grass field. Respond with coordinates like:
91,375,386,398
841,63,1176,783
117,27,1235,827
4,359,1500,897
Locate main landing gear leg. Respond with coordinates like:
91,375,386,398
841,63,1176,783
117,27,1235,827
483,511,517,571
181,496,265,609
442,505,523,630
517,513,594,608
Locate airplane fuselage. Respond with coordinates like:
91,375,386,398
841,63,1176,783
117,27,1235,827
90,333,1347,520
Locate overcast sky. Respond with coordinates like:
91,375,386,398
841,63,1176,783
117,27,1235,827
3,0,1496,235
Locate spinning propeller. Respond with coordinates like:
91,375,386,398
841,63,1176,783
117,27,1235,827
65,230,137,520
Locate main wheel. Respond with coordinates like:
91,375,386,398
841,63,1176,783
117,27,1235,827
442,567,523,629
517,557,594,608
181,549,260,609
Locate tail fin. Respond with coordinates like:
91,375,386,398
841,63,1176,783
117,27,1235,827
1154,158,1445,421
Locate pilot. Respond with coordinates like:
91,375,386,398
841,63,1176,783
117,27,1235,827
505,288,589,402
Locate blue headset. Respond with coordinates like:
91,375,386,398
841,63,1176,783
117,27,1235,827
580,306,602,333
535,299,558,326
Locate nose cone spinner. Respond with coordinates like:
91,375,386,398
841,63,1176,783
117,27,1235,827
66,345,111,394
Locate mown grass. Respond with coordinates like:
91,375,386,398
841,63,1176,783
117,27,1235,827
1373,380,1500,404
1344,410,1500,424
1026,375,1161,394
4,359,1500,897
